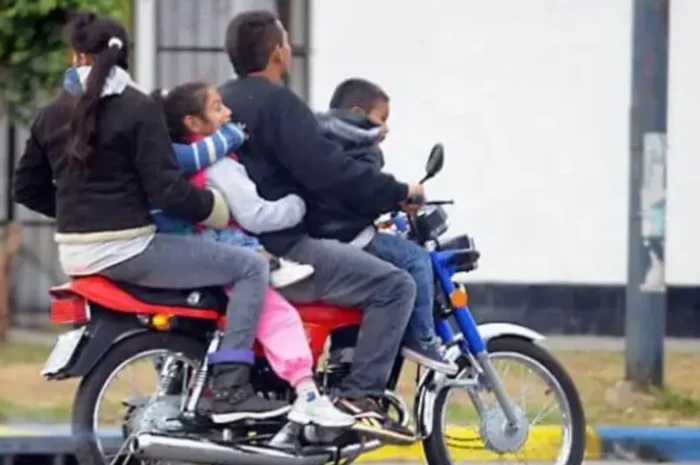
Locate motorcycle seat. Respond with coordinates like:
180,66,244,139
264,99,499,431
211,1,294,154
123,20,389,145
112,281,229,313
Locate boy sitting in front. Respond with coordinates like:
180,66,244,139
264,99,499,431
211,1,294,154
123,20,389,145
308,78,457,375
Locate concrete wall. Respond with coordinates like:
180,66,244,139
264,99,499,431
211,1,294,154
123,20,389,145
311,0,700,287
5,0,700,332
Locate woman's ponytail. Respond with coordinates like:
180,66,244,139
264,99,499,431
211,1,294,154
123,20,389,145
65,12,129,167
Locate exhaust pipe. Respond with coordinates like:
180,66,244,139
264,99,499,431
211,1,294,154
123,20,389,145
131,433,330,465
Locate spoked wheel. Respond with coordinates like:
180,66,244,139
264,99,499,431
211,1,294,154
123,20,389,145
423,337,586,465
71,332,206,465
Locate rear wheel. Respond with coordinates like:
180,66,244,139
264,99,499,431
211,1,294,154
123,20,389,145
423,337,586,465
72,332,206,465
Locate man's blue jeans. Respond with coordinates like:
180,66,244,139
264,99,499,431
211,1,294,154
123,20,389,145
365,231,436,348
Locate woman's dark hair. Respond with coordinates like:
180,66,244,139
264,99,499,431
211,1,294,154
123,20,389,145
329,78,390,112
149,82,211,143
65,10,129,166
224,10,283,76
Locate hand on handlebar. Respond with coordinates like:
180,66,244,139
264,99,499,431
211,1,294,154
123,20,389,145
400,184,425,215
406,184,425,204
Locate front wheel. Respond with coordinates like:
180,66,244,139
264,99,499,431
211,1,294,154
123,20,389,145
423,337,586,465
71,332,206,465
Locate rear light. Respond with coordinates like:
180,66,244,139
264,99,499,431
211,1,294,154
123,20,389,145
50,296,89,325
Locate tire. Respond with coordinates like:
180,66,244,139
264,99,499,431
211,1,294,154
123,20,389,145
72,332,206,465
422,336,586,465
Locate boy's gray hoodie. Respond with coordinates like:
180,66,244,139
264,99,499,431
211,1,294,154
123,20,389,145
316,109,385,169
304,109,386,244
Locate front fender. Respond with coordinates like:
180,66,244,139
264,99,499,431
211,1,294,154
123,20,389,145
477,322,545,344
441,323,545,365
414,322,545,437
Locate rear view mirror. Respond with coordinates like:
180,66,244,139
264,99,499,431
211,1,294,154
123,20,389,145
420,143,445,183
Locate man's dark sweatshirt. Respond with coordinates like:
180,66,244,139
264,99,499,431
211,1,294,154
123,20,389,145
218,77,409,255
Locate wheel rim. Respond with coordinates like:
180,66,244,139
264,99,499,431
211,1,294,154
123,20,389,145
439,350,575,465
90,349,199,464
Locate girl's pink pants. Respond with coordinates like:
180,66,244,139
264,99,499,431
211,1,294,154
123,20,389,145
255,287,314,387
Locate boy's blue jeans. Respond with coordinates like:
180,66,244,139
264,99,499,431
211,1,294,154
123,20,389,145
365,231,436,348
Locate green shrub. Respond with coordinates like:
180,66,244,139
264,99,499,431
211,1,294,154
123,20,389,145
0,0,129,123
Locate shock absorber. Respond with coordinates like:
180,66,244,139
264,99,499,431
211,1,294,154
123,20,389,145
183,331,222,417
155,354,182,397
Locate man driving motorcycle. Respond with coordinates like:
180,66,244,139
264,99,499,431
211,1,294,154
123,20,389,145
219,10,424,443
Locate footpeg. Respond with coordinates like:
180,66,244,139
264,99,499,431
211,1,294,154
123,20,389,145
269,422,303,448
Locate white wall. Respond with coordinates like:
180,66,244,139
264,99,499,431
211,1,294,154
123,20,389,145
311,0,634,284
666,0,700,286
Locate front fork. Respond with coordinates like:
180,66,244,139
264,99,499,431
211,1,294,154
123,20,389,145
415,346,521,441
474,351,520,427
431,249,521,430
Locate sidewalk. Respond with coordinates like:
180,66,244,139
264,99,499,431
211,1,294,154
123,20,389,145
542,335,700,353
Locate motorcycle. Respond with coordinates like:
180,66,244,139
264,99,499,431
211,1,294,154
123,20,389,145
41,143,586,465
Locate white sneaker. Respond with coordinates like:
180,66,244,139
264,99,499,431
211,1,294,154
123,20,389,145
287,393,355,428
270,258,315,289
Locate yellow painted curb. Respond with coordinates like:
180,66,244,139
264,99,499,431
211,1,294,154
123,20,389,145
358,425,601,462
0,426,41,437
0,425,602,461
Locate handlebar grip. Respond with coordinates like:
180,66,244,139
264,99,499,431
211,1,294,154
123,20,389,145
407,194,425,205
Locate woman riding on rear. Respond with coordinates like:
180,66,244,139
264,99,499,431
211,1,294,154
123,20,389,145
12,11,287,425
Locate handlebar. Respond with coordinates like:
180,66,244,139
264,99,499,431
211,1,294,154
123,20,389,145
381,199,455,233
425,200,455,206
405,197,454,207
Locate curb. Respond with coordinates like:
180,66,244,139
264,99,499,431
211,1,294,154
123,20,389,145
597,426,700,462
357,425,601,462
358,426,700,462
3,424,700,462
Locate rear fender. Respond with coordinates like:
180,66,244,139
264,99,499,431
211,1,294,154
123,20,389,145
58,308,146,379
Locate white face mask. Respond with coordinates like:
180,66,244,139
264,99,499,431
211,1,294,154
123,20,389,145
62,65,145,98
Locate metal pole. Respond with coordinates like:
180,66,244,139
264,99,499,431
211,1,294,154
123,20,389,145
625,0,669,388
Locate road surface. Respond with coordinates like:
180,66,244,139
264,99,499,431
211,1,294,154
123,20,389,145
378,463,697,465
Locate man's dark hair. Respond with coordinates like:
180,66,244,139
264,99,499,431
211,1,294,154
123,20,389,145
225,10,283,76
329,78,389,112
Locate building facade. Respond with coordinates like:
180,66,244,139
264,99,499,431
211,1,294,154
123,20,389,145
3,0,700,334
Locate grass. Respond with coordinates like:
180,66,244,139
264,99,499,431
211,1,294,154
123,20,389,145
1,340,700,426
555,351,700,425
0,340,161,426
0,340,54,365
653,387,700,417
0,397,71,423
392,350,700,426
